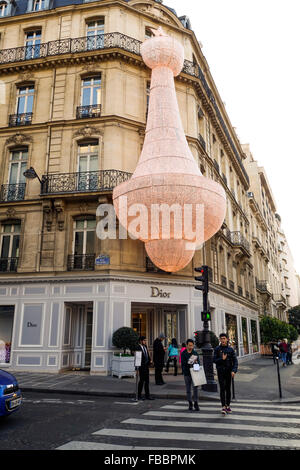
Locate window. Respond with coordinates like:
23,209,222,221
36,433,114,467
25,30,41,60
0,1,8,16
33,0,45,10
77,141,99,191
13,85,34,125
70,217,96,270
7,148,28,201
0,306,15,364
81,76,101,107
145,27,154,40
86,19,104,50
0,222,21,272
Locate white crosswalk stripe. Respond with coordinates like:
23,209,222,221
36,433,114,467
56,399,300,450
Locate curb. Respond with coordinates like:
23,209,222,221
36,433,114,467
20,387,220,401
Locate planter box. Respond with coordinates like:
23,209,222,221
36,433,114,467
111,356,136,378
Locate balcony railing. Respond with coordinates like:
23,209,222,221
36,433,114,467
67,254,95,271
0,183,26,202
256,280,272,295
9,113,32,127
76,104,102,119
0,33,142,65
41,169,132,195
226,230,250,253
0,257,18,272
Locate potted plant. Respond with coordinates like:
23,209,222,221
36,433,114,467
111,327,139,378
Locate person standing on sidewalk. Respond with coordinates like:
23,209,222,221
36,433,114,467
279,339,288,367
165,338,179,376
181,339,200,411
213,333,238,415
136,336,155,400
153,333,166,385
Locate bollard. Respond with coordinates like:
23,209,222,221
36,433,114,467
232,376,235,400
276,357,282,399
132,366,139,402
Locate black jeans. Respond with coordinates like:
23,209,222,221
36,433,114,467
217,368,232,407
138,366,150,398
166,357,178,375
155,365,164,384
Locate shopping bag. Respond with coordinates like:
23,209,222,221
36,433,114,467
190,366,206,386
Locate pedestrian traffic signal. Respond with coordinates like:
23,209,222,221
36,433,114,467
201,311,211,322
194,265,209,294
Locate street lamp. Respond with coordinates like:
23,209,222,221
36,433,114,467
23,167,44,185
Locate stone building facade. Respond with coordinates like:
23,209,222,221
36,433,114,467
0,0,294,373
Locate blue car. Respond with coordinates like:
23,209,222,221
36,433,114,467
0,369,22,417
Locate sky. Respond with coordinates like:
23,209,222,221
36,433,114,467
165,0,300,273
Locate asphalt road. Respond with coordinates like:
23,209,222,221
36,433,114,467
1,391,300,453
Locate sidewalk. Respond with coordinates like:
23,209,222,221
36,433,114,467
11,354,300,403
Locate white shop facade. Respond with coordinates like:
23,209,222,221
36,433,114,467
0,276,260,374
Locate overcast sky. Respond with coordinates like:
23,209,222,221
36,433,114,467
166,0,300,273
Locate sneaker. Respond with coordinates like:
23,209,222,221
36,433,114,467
226,406,232,414
221,407,227,415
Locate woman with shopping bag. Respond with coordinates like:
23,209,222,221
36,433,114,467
181,338,206,411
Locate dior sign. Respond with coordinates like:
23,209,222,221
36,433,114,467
151,287,171,298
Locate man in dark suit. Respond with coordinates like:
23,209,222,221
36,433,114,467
153,333,166,385
136,336,154,400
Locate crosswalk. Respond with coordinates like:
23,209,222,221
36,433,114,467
57,399,300,450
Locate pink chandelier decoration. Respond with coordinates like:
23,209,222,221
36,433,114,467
113,27,226,272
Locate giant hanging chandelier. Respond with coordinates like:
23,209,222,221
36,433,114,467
113,27,226,272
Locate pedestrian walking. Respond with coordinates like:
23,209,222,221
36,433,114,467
179,342,186,374
165,338,178,376
270,340,279,364
287,341,294,365
136,336,155,400
153,333,166,385
279,339,288,367
213,332,238,415
181,338,200,411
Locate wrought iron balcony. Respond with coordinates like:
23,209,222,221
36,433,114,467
0,183,26,202
9,113,32,127
256,280,272,295
41,169,132,195
67,254,95,271
226,230,250,253
0,33,142,65
76,104,102,119
0,257,18,273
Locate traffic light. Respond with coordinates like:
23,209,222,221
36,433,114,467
201,311,211,322
194,265,209,295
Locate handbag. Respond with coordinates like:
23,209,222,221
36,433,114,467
190,365,206,387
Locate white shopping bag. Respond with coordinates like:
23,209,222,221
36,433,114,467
190,365,206,387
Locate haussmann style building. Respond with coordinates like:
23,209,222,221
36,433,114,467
0,0,296,374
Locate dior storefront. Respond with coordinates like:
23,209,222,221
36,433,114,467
0,277,261,374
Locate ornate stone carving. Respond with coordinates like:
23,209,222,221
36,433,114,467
73,125,102,139
5,133,33,146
